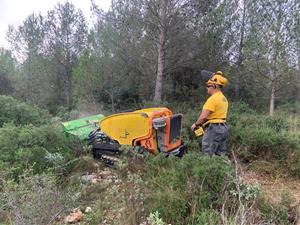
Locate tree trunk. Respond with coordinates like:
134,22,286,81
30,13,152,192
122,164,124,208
110,73,115,113
297,56,300,102
297,71,300,102
234,0,246,100
65,47,71,107
65,73,70,107
111,91,115,113
234,68,241,100
65,67,71,107
153,0,167,104
269,80,276,116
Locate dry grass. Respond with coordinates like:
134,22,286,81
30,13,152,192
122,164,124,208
240,164,300,207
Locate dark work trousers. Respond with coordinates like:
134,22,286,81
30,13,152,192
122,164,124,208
201,123,229,156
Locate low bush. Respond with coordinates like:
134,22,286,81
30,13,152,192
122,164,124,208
227,102,300,167
258,190,294,225
0,171,77,225
71,156,100,174
287,144,300,178
140,152,264,224
0,95,50,127
0,123,76,177
143,153,235,224
191,209,220,225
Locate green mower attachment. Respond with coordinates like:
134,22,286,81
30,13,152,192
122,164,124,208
62,114,105,140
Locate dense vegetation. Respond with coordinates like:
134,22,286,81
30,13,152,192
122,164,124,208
0,96,299,224
0,0,299,224
0,96,82,177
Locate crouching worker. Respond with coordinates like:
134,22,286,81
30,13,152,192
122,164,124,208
191,71,229,156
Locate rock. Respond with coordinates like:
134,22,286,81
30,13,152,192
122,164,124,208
64,208,83,224
85,206,92,213
81,174,97,183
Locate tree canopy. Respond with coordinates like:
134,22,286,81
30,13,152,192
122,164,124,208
2,0,299,115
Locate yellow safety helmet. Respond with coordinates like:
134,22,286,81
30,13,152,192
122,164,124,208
206,71,228,87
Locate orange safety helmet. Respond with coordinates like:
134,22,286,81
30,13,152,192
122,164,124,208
206,71,228,87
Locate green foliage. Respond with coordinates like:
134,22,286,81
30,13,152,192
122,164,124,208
259,191,294,225
227,102,299,162
228,101,256,115
146,211,166,225
141,152,263,224
277,102,300,116
176,103,205,152
229,179,260,201
84,207,103,225
143,153,235,224
0,123,75,176
192,209,221,225
223,102,300,177
0,171,77,225
54,106,79,121
72,156,99,174
73,49,103,109
0,48,14,96
0,95,50,127
182,101,300,175
288,147,300,177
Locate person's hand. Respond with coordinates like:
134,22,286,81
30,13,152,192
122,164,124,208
191,123,196,131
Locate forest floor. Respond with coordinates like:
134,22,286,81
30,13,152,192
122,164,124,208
62,158,300,225
240,164,300,207
93,160,300,225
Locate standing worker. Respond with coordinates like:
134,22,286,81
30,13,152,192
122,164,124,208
191,71,229,156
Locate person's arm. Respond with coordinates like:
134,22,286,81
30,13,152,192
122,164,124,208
191,109,211,131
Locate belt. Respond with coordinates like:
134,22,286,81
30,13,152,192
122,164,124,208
203,118,226,127
204,122,227,129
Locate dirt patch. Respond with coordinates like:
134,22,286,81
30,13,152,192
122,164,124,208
240,166,300,207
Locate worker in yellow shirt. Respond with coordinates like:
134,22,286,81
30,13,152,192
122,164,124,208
191,71,229,156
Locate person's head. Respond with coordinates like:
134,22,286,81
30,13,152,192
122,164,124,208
206,71,228,94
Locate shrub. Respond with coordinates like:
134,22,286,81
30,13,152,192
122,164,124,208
71,156,99,174
142,152,263,224
169,101,300,177
146,211,167,225
0,123,76,176
0,95,50,127
191,209,220,225
227,103,299,162
0,171,77,225
259,194,293,225
286,140,300,178
143,153,235,224
277,102,300,116
180,107,204,152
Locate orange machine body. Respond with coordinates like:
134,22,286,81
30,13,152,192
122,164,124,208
99,107,183,155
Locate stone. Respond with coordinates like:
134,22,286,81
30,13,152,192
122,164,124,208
81,174,97,183
85,206,92,213
64,208,83,224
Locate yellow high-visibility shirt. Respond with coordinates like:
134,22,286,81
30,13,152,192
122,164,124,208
202,91,228,124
